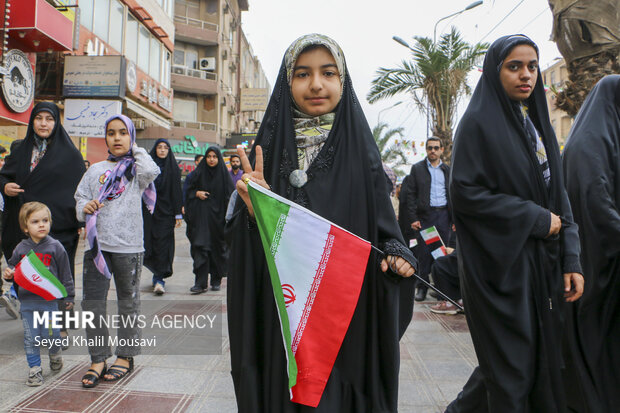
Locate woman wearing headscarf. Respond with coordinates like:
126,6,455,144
144,139,183,295
446,35,584,413
0,102,85,272
562,75,620,413
185,146,234,293
227,34,416,412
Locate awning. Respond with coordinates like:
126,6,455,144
125,99,171,129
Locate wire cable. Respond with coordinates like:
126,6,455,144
479,0,525,42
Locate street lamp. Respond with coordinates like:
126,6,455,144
433,1,483,42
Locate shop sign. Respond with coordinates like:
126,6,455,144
140,80,172,112
64,99,123,137
171,135,211,156
1,50,35,113
63,55,126,98
240,88,269,112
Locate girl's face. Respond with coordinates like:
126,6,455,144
291,46,342,116
156,142,169,159
106,119,131,157
206,151,218,167
499,44,538,102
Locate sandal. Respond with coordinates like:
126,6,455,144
81,362,106,388
104,357,134,382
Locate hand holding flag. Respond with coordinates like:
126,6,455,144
12,250,67,300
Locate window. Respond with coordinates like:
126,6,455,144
80,0,94,31
125,14,138,63
93,0,110,42
109,0,124,53
175,0,200,19
150,36,161,82
173,99,197,122
162,50,171,88
174,49,185,66
186,50,197,70
138,26,150,72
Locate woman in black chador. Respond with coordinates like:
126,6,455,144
227,34,416,412
185,146,233,293
446,35,584,412
0,102,85,276
562,75,620,413
144,138,183,295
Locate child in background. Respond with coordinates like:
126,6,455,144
74,114,159,388
3,201,74,386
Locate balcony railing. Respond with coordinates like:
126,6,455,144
173,120,217,131
171,65,217,81
174,15,219,32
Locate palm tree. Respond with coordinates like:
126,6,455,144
373,122,408,175
549,0,620,116
367,28,487,161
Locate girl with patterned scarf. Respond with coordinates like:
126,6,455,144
74,115,159,388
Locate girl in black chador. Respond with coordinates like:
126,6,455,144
447,35,584,413
144,138,183,295
227,33,416,413
185,146,233,293
562,75,620,413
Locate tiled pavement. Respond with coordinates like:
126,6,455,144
0,225,477,412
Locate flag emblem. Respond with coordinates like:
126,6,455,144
282,284,296,307
14,250,67,300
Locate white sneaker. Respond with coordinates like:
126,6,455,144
0,294,19,319
153,283,165,295
26,366,43,386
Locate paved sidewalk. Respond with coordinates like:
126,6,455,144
0,225,476,412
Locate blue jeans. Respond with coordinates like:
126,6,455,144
152,274,165,287
20,300,61,368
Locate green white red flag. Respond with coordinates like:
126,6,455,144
14,250,67,300
420,226,442,245
247,181,371,407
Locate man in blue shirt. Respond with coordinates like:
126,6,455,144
402,137,452,301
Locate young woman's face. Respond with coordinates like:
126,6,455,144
156,142,169,159
106,119,131,157
291,46,342,116
499,44,538,102
33,111,55,139
206,151,219,167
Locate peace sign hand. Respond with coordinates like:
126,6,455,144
236,145,270,218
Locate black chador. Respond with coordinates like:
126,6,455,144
185,147,234,290
226,34,416,413
446,35,582,413
562,75,620,413
0,102,85,272
143,139,183,283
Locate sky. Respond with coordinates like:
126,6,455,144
241,0,560,166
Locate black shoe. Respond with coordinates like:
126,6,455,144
429,289,440,299
211,285,221,291
415,288,427,302
190,286,206,294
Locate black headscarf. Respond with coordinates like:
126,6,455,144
227,34,416,413
0,102,85,258
562,74,620,413
149,138,182,216
447,35,581,412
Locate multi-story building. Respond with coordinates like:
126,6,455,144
149,0,268,174
0,0,74,150
542,58,572,148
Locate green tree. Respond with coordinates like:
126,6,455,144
372,122,408,176
367,28,488,161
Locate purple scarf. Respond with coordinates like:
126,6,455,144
85,114,156,278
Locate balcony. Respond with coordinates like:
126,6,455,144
171,65,217,95
174,15,218,46
143,121,218,143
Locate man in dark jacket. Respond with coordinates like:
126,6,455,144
402,136,451,301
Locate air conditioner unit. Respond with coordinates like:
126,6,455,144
133,119,146,130
172,66,185,75
199,57,216,71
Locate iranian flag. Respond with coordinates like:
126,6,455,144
420,226,442,245
247,181,371,407
14,250,67,300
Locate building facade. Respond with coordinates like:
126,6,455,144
542,58,573,149
145,0,268,173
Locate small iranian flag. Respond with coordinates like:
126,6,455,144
247,181,371,407
421,226,442,245
14,250,67,300
431,246,448,259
